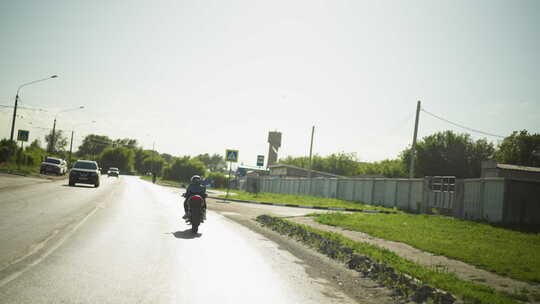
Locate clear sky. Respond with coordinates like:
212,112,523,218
1,0,539,165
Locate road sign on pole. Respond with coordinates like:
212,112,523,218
225,149,239,162
257,155,264,167
17,130,29,142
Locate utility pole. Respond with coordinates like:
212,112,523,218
49,118,57,153
69,130,74,165
308,126,315,195
409,101,421,178
151,141,155,175
308,126,315,178
10,95,19,141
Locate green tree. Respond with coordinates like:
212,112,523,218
195,153,227,172
279,155,310,169
206,172,228,188
402,130,495,178
357,159,407,178
45,130,69,153
77,134,112,158
99,147,135,172
163,157,207,182
279,152,359,176
495,130,540,167
0,139,17,163
24,139,47,166
142,156,165,176
160,153,174,164
113,138,138,149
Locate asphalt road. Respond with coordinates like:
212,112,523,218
0,174,381,304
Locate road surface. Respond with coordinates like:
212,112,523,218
0,174,392,303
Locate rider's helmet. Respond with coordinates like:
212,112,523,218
191,175,201,183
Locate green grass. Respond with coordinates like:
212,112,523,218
261,215,523,304
315,212,540,283
0,163,40,176
218,191,395,212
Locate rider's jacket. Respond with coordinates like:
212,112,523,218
186,183,207,197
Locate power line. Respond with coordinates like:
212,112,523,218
421,108,506,139
0,104,47,112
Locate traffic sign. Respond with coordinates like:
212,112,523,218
225,149,239,162
17,130,29,142
257,155,264,167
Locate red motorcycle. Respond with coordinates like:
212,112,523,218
183,194,206,234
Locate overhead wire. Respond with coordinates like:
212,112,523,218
420,107,506,139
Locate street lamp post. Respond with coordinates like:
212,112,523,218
49,106,85,153
10,75,58,141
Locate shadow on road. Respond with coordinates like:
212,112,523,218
172,229,202,239
62,184,96,188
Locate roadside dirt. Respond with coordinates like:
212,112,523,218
289,216,540,299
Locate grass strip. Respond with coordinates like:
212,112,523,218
315,212,540,283
218,190,394,212
257,215,522,304
0,163,41,176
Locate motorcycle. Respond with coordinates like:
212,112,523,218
182,193,206,234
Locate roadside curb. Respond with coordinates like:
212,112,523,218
208,196,397,214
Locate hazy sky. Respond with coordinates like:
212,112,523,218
1,0,539,165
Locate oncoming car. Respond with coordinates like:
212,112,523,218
107,167,119,177
69,160,101,187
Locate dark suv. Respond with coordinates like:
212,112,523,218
69,160,101,187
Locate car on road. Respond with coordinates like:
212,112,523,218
40,157,67,175
69,160,101,187
107,167,119,177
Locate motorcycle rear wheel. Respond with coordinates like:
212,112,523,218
191,224,199,234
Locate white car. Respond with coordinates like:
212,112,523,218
107,167,120,177
40,157,67,175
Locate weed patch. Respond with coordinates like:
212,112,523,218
219,191,394,212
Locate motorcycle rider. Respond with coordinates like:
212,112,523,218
182,175,207,219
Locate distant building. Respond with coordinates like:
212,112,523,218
268,164,344,178
481,160,540,181
236,165,268,177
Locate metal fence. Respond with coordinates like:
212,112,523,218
239,175,536,224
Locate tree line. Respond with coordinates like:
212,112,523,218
0,132,230,187
2,128,538,181
279,130,540,178
73,134,229,186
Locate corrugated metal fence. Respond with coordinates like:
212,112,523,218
239,176,536,224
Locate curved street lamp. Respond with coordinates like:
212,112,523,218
10,75,58,141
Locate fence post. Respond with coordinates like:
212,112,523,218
407,180,412,212
370,179,376,205
453,179,465,219
352,179,357,202
480,178,485,220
